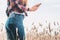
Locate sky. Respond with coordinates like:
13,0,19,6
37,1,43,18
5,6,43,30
0,0,60,34
24,0,60,32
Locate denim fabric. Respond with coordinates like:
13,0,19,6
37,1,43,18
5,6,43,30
5,12,25,40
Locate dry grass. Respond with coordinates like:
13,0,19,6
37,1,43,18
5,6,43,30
25,22,60,40
26,29,60,40
0,21,60,40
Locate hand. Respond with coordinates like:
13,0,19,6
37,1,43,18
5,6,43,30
30,3,42,11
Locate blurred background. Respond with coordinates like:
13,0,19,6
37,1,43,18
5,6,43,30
0,0,60,40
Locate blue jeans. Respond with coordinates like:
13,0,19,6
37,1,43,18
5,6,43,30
5,12,25,40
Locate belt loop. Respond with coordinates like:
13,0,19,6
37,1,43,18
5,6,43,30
14,12,16,17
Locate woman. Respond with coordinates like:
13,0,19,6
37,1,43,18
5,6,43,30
5,0,41,40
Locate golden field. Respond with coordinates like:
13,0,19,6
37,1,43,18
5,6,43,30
0,21,60,40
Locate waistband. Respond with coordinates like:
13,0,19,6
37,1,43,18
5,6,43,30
10,11,25,15
9,11,25,18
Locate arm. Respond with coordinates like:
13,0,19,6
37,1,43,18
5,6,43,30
16,3,41,12
15,0,41,12
27,3,42,12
